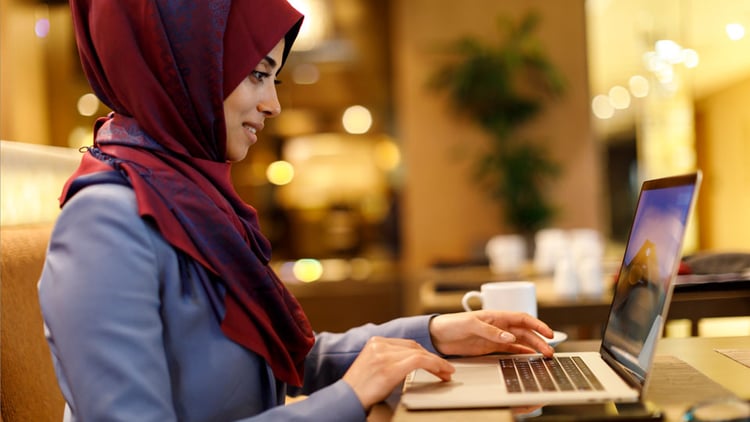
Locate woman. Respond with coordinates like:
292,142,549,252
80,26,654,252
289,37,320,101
38,0,554,420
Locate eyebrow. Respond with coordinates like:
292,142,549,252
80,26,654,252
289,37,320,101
263,55,278,70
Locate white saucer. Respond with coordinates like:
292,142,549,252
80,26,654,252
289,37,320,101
544,330,568,347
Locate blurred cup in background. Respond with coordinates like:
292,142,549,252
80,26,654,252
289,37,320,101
485,234,526,275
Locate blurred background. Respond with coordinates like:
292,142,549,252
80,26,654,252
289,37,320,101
2,0,749,334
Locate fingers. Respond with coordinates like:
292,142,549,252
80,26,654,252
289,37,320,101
472,322,553,357
343,337,455,410
507,326,555,356
482,311,555,356
484,310,554,338
393,348,454,381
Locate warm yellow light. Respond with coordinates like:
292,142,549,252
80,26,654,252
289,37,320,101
373,138,401,172
655,66,675,84
608,86,631,110
266,160,295,186
68,126,93,149
726,23,745,41
682,49,699,68
292,63,320,85
287,0,329,51
342,105,372,134
592,95,614,119
293,259,323,283
77,93,100,117
655,39,682,64
628,75,650,98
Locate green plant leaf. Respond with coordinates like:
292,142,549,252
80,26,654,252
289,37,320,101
430,10,566,233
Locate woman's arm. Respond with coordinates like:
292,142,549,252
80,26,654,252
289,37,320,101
290,315,436,396
39,184,177,421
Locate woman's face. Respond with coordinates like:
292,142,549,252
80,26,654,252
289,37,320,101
223,40,285,162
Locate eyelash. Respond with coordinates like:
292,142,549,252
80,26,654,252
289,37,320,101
251,70,282,85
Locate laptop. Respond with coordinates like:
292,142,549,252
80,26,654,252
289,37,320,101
402,171,702,409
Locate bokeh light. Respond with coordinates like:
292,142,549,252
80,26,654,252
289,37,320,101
592,94,614,119
34,18,50,38
293,259,323,283
342,105,372,134
77,93,100,117
628,75,650,98
266,160,295,186
726,23,745,41
292,63,320,85
608,86,631,110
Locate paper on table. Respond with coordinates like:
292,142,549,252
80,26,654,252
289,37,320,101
715,349,750,369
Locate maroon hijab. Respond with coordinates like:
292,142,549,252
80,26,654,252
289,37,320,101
65,0,313,386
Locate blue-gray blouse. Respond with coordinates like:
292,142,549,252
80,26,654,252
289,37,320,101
39,183,436,421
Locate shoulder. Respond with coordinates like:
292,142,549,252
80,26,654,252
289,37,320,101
50,182,173,269
62,182,139,223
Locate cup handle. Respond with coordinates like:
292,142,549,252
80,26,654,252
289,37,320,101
461,290,482,312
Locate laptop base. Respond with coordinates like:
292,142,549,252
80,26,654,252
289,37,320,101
515,400,663,421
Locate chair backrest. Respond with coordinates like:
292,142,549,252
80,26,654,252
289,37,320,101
1,224,65,421
0,140,81,226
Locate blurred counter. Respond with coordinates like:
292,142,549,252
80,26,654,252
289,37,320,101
415,264,750,339
275,257,402,333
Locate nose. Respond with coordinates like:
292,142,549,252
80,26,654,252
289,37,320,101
258,84,281,118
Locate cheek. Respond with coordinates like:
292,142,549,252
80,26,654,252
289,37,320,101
223,80,250,117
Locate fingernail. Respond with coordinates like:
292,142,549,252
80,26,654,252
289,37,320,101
500,331,515,342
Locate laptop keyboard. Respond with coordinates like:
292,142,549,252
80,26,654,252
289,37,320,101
499,356,605,393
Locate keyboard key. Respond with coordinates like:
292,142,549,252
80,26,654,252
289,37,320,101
572,356,605,391
544,357,575,391
500,358,523,392
499,356,605,394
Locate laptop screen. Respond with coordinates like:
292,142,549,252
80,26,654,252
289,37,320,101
601,172,700,385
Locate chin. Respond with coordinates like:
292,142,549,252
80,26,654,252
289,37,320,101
227,150,249,162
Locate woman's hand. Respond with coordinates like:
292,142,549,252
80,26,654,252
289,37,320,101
342,336,455,411
429,311,555,357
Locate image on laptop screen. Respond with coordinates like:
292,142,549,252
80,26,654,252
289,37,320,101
602,180,698,383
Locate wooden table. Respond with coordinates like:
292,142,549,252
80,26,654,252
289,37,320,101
377,336,750,422
417,266,750,337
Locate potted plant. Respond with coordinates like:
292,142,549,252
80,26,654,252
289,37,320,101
430,11,566,236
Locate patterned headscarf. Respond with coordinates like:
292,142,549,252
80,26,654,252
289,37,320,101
64,0,313,386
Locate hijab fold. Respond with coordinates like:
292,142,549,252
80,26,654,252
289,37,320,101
65,0,312,387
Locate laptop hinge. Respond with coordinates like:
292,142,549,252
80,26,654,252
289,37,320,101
600,346,645,392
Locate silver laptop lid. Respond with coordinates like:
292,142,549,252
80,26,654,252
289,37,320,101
599,172,702,390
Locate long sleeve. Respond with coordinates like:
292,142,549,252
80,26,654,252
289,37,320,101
39,184,436,422
289,316,437,395
39,184,179,421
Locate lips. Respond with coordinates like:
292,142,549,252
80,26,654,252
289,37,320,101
242,123,260,145
243,123,257,134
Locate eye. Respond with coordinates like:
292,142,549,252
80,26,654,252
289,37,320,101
251,70,282,85
251,70,272,82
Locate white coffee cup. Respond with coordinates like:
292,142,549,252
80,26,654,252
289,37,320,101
461,281,537,317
